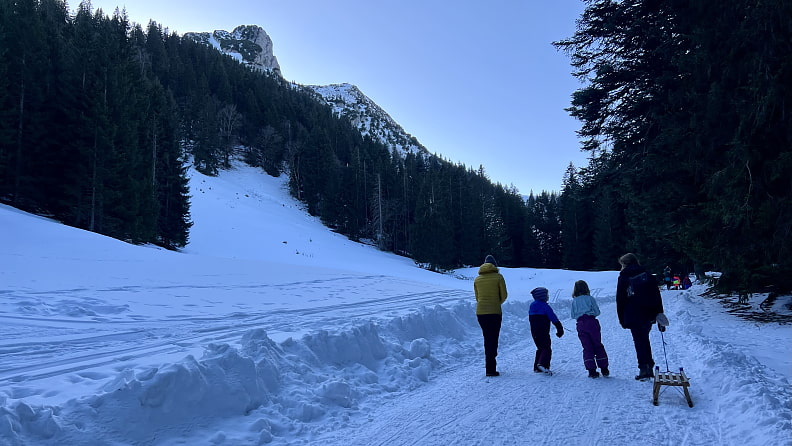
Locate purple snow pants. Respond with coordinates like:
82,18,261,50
576,315,609,371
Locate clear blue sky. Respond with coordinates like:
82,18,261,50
83,0,589,194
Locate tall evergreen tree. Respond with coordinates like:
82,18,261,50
521,193,543,268
533,192,562,268
560,163,593,270
556,0,792,290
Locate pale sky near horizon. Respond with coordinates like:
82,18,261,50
81,0,589,194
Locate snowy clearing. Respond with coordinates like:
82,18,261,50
1,162,790,446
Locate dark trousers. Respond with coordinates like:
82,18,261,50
529,314,552,370
630,322,655,371
576,315,609,371
477,314,502,374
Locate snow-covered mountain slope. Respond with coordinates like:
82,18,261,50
306,83,427,156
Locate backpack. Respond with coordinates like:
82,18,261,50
627,272,653,298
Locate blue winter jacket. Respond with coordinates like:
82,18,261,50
529,299,560,324
571,294,601,320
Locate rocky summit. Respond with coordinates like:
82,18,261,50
184,25,427,159
184,25,281,75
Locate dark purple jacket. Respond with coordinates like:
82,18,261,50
616,264,664,329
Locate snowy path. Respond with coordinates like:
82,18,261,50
312,296,791,446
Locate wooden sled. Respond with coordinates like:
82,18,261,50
653,367,693,407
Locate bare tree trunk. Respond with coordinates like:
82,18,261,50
217,104,241,167
152,121,158,190
13,55,25,203
377,173,383,249
90,127,97,231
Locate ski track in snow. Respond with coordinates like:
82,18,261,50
0,282,467,388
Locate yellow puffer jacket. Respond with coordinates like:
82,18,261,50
474,263,508,315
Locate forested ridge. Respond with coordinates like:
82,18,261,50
1,0,789,293
0,0,564,270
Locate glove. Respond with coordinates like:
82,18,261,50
656,313,669,332
553,321,564,338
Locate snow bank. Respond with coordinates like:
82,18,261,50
0,302,480,445
666,291,792,441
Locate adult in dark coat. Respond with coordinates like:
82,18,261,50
616,253,665,380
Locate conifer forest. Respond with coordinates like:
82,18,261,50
1,0,789,293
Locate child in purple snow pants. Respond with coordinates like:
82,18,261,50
571,280,609,378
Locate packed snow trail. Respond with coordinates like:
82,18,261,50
310,293,791,446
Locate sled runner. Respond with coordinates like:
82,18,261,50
652,366,693,407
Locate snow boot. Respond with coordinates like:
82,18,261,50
600,367,610,377
635,365,654,381
587,369,600,378
486,370,500,377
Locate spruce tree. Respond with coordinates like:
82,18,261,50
556,0,792,290
560,163,593,270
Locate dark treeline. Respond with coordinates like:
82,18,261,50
555,0,792,293
3,1,789,293
0,0,566,269
0,0,191,248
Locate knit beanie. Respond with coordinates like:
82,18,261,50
484,255,497,267
531,287,549,302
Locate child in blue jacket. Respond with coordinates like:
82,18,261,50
529,287,564,373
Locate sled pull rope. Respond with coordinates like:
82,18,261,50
660,330,671,372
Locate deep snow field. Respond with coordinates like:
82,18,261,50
1,161,790,446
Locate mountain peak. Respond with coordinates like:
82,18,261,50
184,25,281,75
185,27,427,158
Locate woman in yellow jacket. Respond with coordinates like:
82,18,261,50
474,255,508,376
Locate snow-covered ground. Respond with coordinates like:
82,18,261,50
1,161,790,446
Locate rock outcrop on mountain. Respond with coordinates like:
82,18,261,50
185,25,281,75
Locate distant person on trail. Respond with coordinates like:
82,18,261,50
571,280,609,378
474,254,508,377
616,253,666,381
663,266,673,290
682,275,692,290
529,286,564,374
